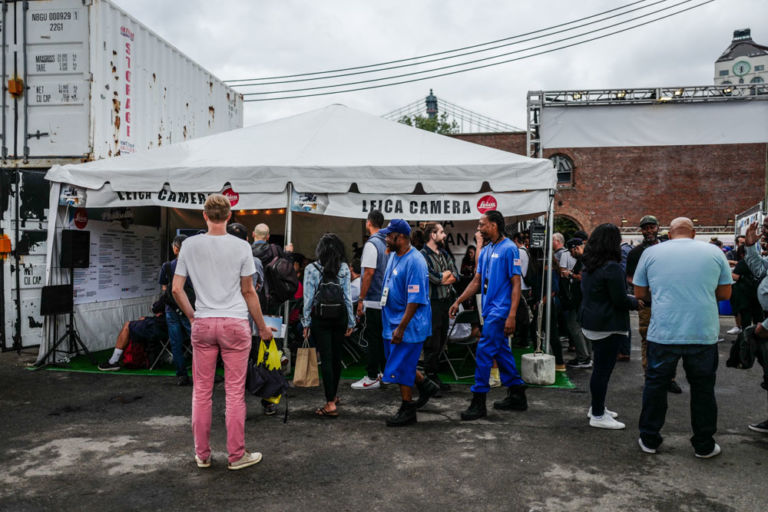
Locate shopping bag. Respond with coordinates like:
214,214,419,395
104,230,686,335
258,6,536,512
293,337,319,387
246,338,287,401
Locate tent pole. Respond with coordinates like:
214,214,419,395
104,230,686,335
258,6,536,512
544,190,555,355
282,183,293,368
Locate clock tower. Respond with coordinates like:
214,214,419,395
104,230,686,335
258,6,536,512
714,28,768,90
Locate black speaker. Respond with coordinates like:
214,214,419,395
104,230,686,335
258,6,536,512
40,285,74,315
60,230,90,268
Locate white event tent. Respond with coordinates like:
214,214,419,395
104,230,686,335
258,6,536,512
39,104,557,364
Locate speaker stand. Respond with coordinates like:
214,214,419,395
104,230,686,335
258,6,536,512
36,268,96,367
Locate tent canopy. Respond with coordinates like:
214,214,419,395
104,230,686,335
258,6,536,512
46,104,555,194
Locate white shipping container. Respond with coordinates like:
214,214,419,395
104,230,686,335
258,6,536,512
1,0,244,350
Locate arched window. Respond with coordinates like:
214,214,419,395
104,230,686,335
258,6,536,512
549,153,574,185
751,76,765,83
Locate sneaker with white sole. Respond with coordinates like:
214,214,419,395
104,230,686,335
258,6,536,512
748,419,768,433
228,451,262,470
587,407,618,419
589,414,625,430
97,361,121,371
726,326,742,335
351,375,381,390
638,438,657,454
694,443,721,459
195,455,211,468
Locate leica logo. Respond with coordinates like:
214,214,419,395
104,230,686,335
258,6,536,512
477,195,497,214
222,187,240,207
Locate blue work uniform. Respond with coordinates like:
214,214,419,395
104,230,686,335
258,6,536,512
381,247,431,386
473,237,525,393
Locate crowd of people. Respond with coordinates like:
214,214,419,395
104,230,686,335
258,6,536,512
96,193,768,469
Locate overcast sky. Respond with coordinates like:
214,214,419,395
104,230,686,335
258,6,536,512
111,0,766,129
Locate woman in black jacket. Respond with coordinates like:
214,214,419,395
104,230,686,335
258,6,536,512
579,224,640,430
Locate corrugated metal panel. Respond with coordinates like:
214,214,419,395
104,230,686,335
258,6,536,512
4,0,242,162
1,0,243,350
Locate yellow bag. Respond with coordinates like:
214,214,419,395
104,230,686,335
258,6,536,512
293,337,319,387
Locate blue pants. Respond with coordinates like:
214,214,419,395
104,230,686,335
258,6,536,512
472,317,525,393
165,309,191,377
639,342,718,454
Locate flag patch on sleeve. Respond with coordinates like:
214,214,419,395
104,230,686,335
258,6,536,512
408,284,420,293
514,258,521,266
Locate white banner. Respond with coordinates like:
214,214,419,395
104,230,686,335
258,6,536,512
60,183,286,210
291,190,549,220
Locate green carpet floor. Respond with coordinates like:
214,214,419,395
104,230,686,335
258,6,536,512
39,345,574,389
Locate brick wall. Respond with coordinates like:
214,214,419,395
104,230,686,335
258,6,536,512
452,132,767,234
451,132,528,156
547,144,767,233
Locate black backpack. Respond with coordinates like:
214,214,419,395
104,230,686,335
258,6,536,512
311,263,346,322
163,262,196,313
519,246,535,288
265,250,299,303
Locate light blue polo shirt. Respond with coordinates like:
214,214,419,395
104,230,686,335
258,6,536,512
478,237,522,322
633,238,733,344
382,247,432,343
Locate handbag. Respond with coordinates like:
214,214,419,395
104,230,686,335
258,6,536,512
293,336,320,387
246,338,287,400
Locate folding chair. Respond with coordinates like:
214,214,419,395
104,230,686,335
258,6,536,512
150,336,192,371
440,309,479,380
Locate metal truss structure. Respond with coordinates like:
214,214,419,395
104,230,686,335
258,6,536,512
527,84,768,157
382,96,522,133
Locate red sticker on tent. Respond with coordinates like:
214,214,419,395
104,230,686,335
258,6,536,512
477,195,497,214
222,187,240,207
74,208,88,229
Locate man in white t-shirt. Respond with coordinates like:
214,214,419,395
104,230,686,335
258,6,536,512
352,210,389,389
173,194,274,472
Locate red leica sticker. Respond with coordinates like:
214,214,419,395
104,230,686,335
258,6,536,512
477,195,498,214
222,187,240,207
74,208,88,229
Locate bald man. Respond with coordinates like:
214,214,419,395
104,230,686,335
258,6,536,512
632,217,732,458
251,222,294,314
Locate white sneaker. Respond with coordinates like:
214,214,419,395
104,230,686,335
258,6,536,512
638,438,657,454
694,443,721,459
195,455,211,468
351,375,381,390
587,407,618,419
589,414,625,430
726,327,742,335
228,451,262,470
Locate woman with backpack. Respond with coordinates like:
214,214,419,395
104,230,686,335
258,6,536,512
302,233,355,417
579,223,641,430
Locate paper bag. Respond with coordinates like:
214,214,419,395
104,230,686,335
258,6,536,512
293,339,319,387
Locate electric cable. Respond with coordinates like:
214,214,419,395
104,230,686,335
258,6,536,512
230,0,667,88
243,0,712,102
226,0,651,83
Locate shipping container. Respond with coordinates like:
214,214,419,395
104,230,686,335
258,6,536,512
1,0,244,350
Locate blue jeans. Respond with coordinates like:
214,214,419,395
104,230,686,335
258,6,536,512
639,342,718,454
166,309,191,376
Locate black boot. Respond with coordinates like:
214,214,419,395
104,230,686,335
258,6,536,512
461,392,487,421
428,373,450,392
493,385,528,411
414,377,440,409
386,400,417,427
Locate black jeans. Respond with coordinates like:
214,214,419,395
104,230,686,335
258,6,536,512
639,342,718,454
364,308,385,379
589,333,622,416
423,298,451,376
311,317,346,402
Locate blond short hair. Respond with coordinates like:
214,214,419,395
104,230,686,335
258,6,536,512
204,194,231,222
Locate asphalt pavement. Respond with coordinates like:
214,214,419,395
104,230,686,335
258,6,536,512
1,314,767,512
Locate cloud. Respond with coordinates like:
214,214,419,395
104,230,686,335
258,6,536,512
110,0,767,128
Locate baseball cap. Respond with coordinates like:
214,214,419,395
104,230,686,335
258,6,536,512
379,219,411,237
639,215,658,227
566,237,583,250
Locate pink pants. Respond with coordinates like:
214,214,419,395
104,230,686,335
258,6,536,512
190,317,251,463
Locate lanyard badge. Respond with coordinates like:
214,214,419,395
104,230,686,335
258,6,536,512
380,286,390,307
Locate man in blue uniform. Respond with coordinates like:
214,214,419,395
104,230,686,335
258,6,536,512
450,210,528,420
380,219,440,427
